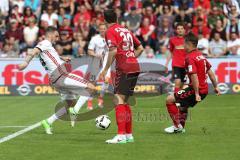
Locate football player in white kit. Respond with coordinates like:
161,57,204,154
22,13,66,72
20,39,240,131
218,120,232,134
86,23,111,110
18,27,97,134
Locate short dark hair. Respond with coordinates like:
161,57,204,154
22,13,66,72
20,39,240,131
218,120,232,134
185,32,198,47
175,22,185,29
104,9,117,23
45,26,58,35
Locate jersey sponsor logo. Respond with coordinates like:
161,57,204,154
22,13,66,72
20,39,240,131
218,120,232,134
188,65,193,72
126,51,135,58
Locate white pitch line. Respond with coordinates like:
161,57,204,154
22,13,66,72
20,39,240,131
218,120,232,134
0,122,41,144
0,126,28,128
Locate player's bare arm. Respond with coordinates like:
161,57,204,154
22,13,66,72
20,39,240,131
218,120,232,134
99,47,117,80
135,45,144,58
165,53,172,73
88,49,102,58
17,48,41,70
190,73,201,102
207,69,220,95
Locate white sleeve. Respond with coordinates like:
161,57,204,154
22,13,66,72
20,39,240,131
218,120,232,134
88,37,95,50
36,41,47,52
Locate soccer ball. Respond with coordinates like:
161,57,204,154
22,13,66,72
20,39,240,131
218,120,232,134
95,115,111,130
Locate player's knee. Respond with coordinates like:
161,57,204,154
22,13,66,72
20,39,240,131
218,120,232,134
113,94,125,105
166,95,175,104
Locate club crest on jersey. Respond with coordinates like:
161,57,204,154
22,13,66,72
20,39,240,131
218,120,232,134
188,65,193,72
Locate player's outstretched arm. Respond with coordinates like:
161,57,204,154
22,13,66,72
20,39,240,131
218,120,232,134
99,47,116,80
190,74,201,102
135,45,144,58
17,48,41,70
207,69,220,96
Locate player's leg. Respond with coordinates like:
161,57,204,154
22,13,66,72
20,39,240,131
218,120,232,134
172,67,185,93
164,94,184,133
42,94,76,134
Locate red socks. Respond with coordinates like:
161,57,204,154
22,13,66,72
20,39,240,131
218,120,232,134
125,104,132,134
115,104,127,134
166,103,180,127
115,104,133,134
179,111,188,128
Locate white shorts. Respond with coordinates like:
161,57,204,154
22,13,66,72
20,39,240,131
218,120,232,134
52,73,90,100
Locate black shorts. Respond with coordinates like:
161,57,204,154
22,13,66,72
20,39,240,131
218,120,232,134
174,86,207,108
114,71,139,96
172,67,186,82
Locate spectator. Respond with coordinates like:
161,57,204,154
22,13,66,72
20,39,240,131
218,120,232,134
74,16,90,39
226,17,240,40
174,7,192,29
197,33,209,56
5,19,23,43
23,7,37,26
0,9,6,34
5,36,20,55
12,0,25,14
58,32,73,56
8,5,23,25
75,0,92,11
136,17,156,48
59,18,73,40
227,32,240,55
192,18,211,39
58,7,71,26
158,0,174,15
157,5,175,28
125,6,142,33
208,5,227,29
223,0,240,17
194,0,211,14
143,0,160,15
72,32,87,57
209,32,227,57
73,5,91,27
143,6,157,26
174,0,193,15
0,0,9,17
228,5,240,19
59,0,75,15
42,0,59,13
40,5,58,27
210,19,227,41
124,0,142,15
192,6,207,27
141,45,155,58
24,0,41,17
115,7,125,26
211,0,225,9
38,21,49,41
23,17,39,48
0,42,18,58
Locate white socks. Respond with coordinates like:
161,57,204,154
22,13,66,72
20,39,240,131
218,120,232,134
73,96,90,113
47,107,67,125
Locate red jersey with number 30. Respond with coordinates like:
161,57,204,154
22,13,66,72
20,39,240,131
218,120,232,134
185,50,212,94
168,36,186,68
105,23,141,73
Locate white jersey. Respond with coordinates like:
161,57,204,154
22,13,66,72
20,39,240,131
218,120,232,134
36,40,66,82
88,34,111,80
88,34,108,57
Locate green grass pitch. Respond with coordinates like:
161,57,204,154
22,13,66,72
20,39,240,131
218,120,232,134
0,94,239,160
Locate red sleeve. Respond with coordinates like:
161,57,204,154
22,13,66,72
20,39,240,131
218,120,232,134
188,57,197,74
131,32,141,48
168,38,174,52
105,30,117,48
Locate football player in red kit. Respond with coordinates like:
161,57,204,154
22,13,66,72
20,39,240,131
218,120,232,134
165,23,187,93
99,9,144,143
164,32,220,133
